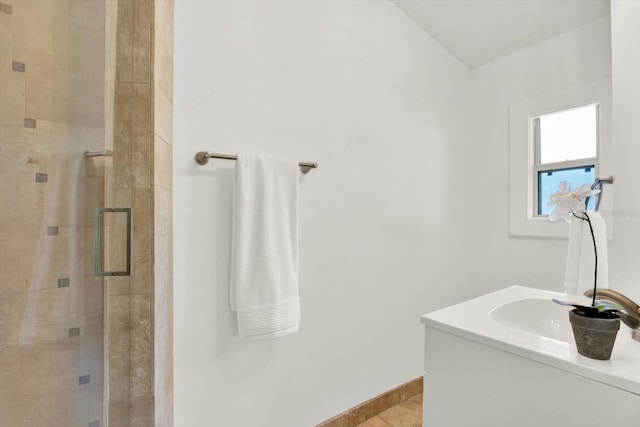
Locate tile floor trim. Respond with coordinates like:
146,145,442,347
317,377,423,427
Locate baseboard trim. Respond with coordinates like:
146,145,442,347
316,376,423,427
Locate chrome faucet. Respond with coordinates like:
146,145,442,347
584,289,640,341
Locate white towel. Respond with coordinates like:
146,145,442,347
230,153,300,339
564,211,609,296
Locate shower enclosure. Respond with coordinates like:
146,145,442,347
0,0,170,425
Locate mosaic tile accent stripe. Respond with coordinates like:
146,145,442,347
58,278,70,287
0,3,11,14
79,375,91,385
12,62,25,72
35,173,47,182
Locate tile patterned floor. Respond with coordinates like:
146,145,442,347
355,394,422,427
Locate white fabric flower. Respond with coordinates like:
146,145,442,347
547,181,600,223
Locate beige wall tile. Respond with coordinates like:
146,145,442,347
154,39,174,103
154,233,172,292
107,276,132,296
154,186,172,240
132,188,151,294
88,382,104,423
37,152,105,180
0,178,46,233
130,395,154,427
153,1,174,423
0,234,40,293
109,399,131,427
0,292,28,348
0,177,46,292
0,12,11,70
71,277,104,317
133,0,152,83
132,83,152,188
0,124,37,182
34,120,104,157
113,187,133,210
0,296,10,347
154,89,173,146
114,82,133,189
0,351,89,426
25,66,104,127
12,287,82,350
67,0,105,30
84,154,108,178
26,227,93,285
63,22,106,78
46,173,104,227
79,314,104,383
0,227,93,292
154,135,172,190
108,294,131,402
155,0,173,60
10,0,68,21
12,1,104,74
158,0,174,21
154,232,173,427
153,356,174,427
116,0,134,83
0,69,25,126
0,391,87,427
130,294,151,399
11,8,61,72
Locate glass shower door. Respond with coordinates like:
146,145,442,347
0,0,115,425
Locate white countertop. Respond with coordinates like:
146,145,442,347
422,285,640,395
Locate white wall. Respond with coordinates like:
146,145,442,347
173,1,471,426
610,0,640,300
468,17,612,298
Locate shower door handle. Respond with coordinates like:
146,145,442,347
94,208,132,276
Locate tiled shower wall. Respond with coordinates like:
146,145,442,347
152,0,174,425
108,0,154,424
0,0,107,425
109,0,173,426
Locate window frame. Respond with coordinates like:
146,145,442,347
531,104,599,218
509,79,613,238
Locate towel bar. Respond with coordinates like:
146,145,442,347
195,151,318,174
85,150,113,158
586,176,614,212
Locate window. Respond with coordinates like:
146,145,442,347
533,104,598,217
509,79,612,238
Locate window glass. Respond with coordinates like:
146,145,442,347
537,166,595,216
538,104,597,164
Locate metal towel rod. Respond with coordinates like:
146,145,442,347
195,151,318,174
85,150,113,158
586,176,614,212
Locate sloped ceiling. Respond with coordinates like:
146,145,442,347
391,0,610,69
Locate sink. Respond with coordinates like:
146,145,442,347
489,297,574,342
